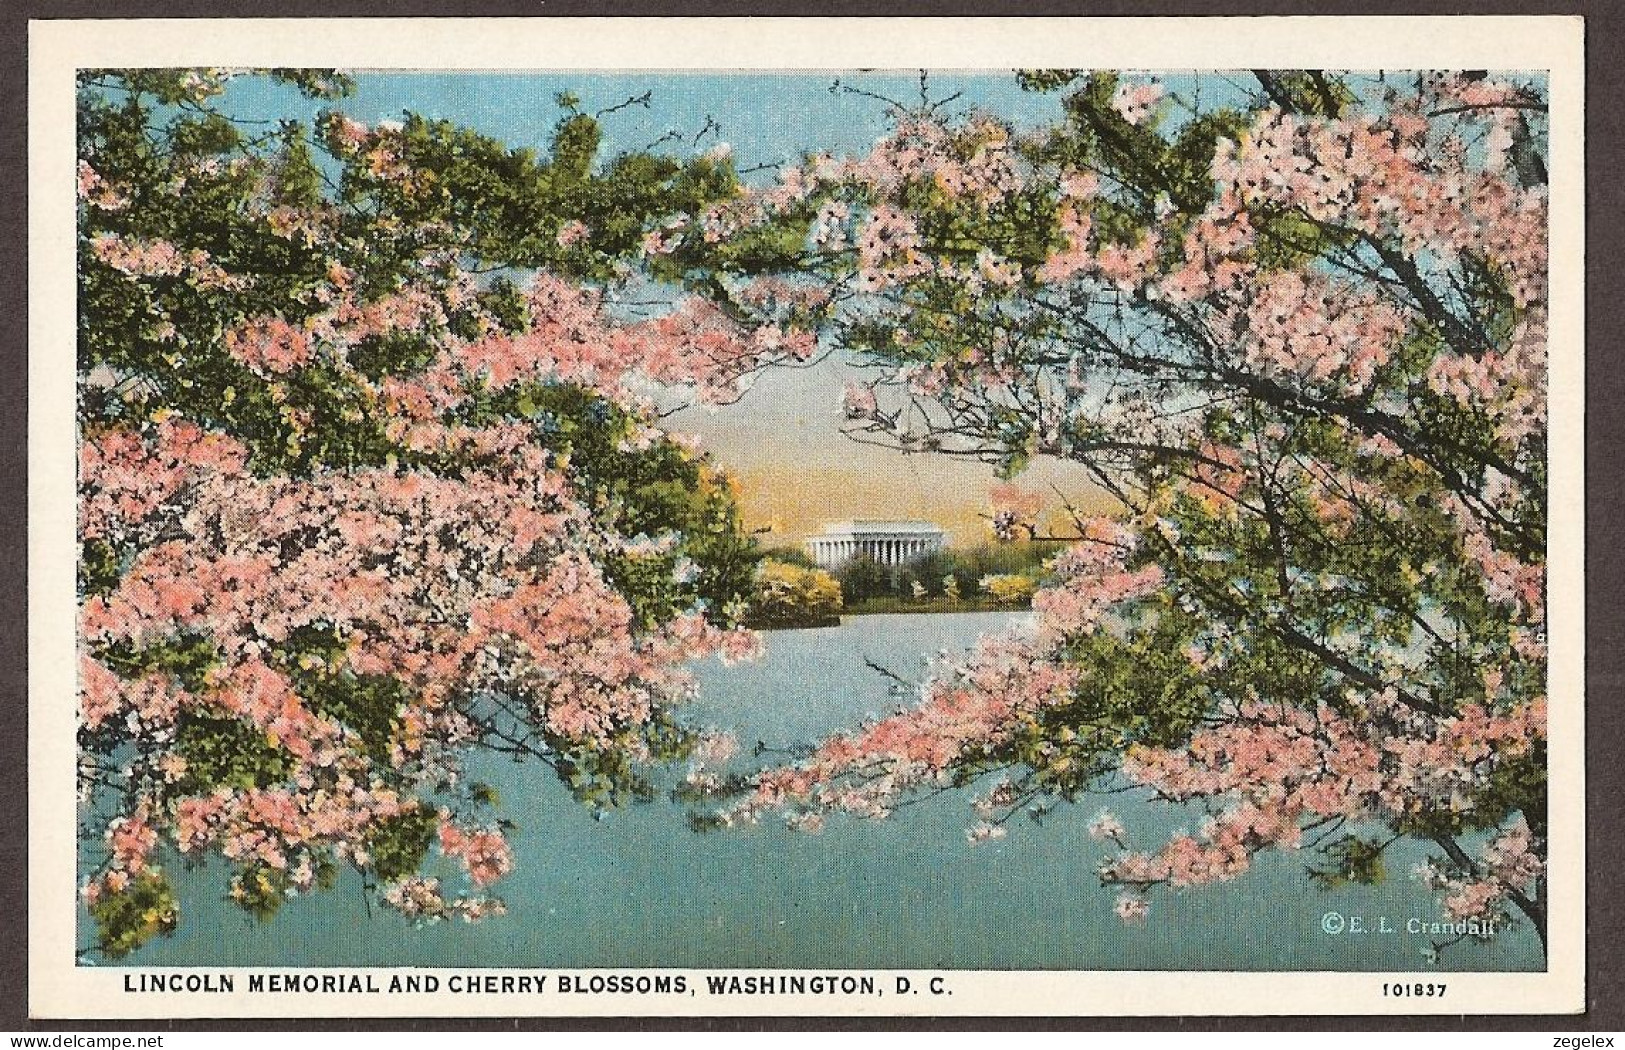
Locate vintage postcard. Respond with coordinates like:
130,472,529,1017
29,16,1585,1018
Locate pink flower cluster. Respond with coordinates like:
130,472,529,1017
90,234,242,291
1032,520,1164,646
381,875,508,926
729,636,1080,826
1233,271,1410,395
1110,80,1165,126
79,400,756,916
805,114,1024,208
1114,893,1150,922
437,814,515,888
90,235,189,278
1423,818,1543,928
172,785,415,878
840,382,879,420
1460,522,1545,624
79,419,248,547
77,160,130,212
1093,233,1162,292
1212,106,1546,309
1157,193,1256,302
1480,816,1545,892
107,815,159,875
989,483,1042,527
1426,310,1548,448
1039,204,1096,284
224,316,315,376
370,275,818,410
1097,692,1544,918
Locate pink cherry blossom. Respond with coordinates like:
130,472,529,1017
1110,80,1164,126
1114,894,1150,923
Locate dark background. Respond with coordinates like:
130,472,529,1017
0,0,1614,1032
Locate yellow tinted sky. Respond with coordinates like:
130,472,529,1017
665,357,1112,549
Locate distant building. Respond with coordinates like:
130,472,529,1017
805,520,947,569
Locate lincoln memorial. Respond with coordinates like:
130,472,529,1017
805,520,947,569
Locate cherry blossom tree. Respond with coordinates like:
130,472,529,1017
681,71,1551,958
75,69,801,956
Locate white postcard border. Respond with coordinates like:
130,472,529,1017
29,15,1587,1018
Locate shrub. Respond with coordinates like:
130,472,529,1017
980,574,1038,606
750,560,843,627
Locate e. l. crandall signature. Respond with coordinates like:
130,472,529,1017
1319,911,1500,937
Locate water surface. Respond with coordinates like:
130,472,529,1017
92,612,1543,971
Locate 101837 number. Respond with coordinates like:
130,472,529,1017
1382,982,1447,997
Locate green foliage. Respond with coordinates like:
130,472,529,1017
306,674,410,767
229,862,292,922
758,545,816,569
836,555,891,604
78,539,124,598
981,573,1038,605
1251,70,1355,118
1308,835,1389,889
554,713,696,810
749,560,843,628
97,634,219,692
172,714,295,795
483,383,761,628
834,542,1052,606
88,870,179,959
365,808,440,885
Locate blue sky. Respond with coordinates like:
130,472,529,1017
226,70,1071,174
